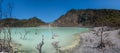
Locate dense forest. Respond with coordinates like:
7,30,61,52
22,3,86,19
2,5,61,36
53,9,120,27
0,17,46,27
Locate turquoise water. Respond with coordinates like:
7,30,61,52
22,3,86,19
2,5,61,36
0,27,89,53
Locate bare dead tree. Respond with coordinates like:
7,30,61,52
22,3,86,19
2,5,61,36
0,0,5,52
92,27,104,48
23,30,30,40
91,16,106,50
98,27,105,49
1,27,12,53
36,35,44,53
0,28,2,38
0,43,2,52
3,28,6,48
0,0,3,41
91,26,117,53
0,0,14,52
7,2,13,18
0,0,3,19
35,29,38,35
7,27,13,53
51,41,61,53
5,1,14,53
19,30,30,40
52,31,59,39
4,1,13,45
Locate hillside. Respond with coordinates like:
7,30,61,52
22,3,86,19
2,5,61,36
52,9,120,27
0,9,120,27
0,17,46,27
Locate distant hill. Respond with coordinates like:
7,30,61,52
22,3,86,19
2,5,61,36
0,9,120,27
0,17,46,27
52,9,120,27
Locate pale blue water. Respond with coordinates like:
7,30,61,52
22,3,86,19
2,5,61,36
0,27,89,53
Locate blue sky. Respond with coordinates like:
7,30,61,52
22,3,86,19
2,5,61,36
3,0,120,23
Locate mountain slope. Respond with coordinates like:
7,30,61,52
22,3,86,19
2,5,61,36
52,9,120,27
0,17,46,27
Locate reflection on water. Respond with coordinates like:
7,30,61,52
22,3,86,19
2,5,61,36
0,27,89,53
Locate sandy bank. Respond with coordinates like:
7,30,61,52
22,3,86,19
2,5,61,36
73,27,120,53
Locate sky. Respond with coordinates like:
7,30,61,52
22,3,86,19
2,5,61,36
2,0,120,23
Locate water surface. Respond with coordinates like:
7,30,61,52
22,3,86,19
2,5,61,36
0,27,89,53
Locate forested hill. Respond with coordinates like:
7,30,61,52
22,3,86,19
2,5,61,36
0,9,120,27
0,17,46,27
52,9,120,27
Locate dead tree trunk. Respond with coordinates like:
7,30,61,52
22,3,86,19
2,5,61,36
6,1,13,53
97,26,105,49
23,30,29,40
7,28,12,53
0,0,3,20
0,0,3,46
36,35,44,53
52,41,61,53
0,44,2,52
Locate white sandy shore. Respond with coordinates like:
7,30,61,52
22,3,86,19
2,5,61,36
73,27,120,53
59,27,120,53
59,34,80,51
